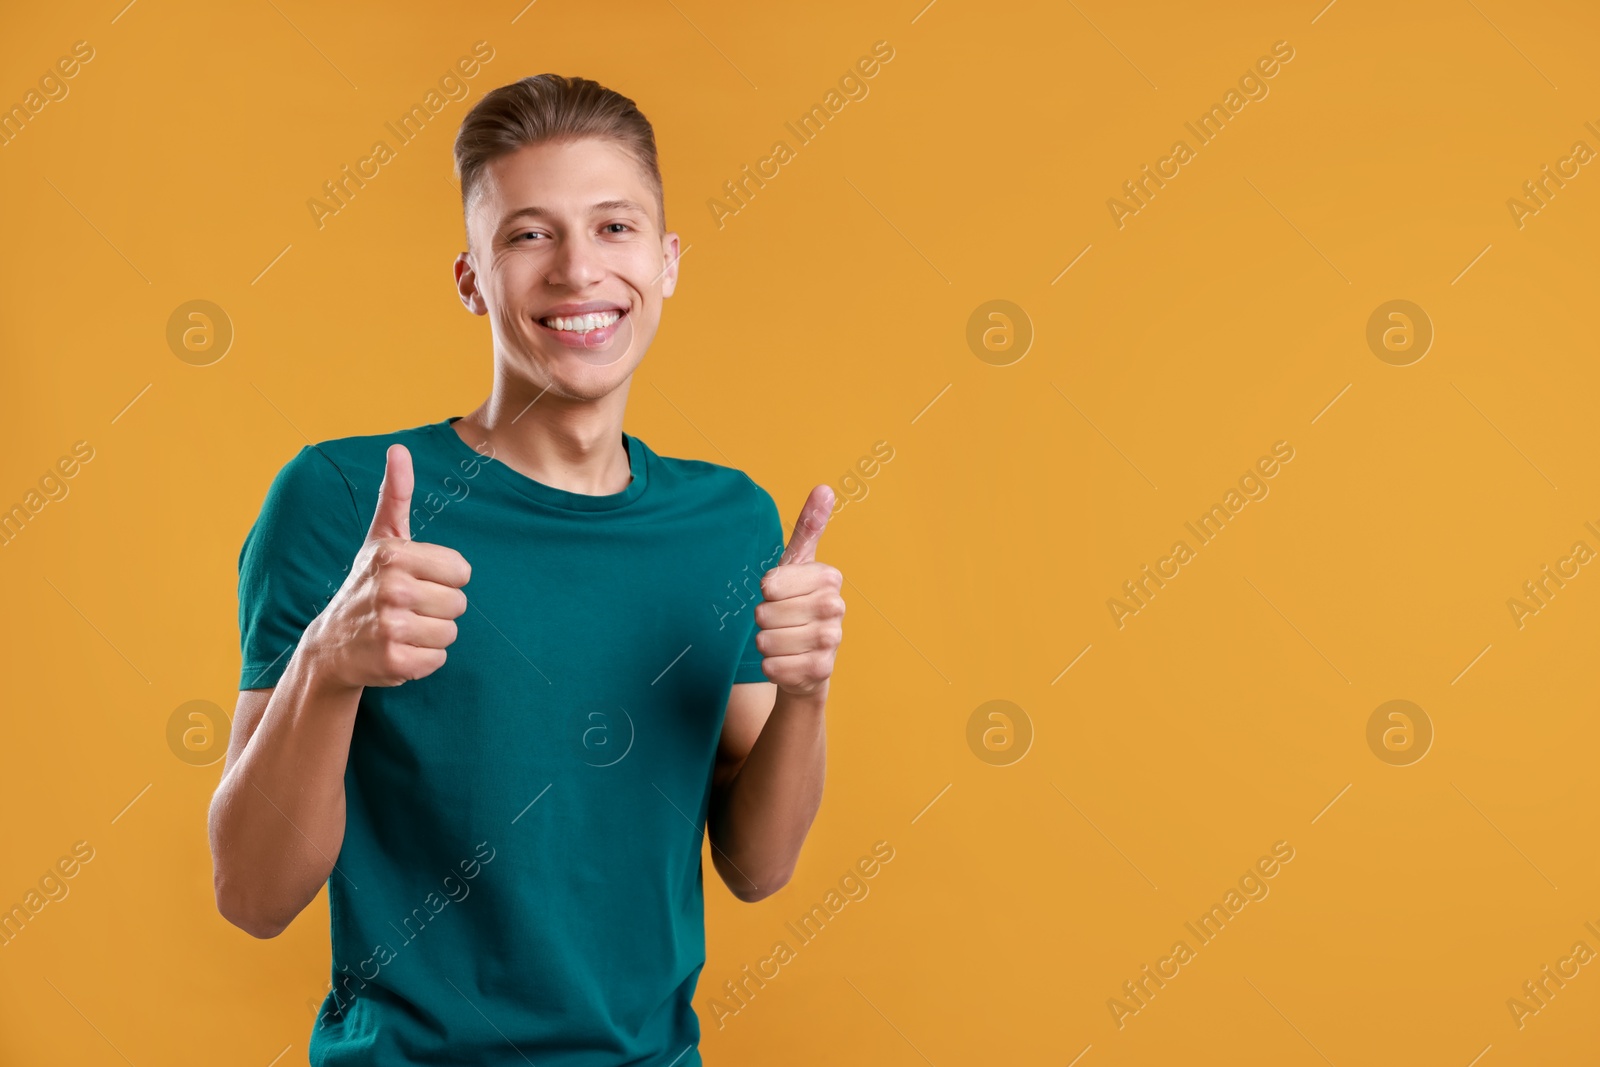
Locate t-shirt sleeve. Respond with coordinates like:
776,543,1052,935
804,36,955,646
733,480,787,685
237,445,363,690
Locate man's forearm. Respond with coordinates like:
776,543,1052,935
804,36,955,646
709,685,828,902
208,640,361,937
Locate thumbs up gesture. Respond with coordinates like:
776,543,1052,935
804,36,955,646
305,444,473,690
754,485,845,698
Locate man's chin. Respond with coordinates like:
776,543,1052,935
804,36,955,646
513,352,640,401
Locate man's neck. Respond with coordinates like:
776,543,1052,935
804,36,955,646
454,388,633,496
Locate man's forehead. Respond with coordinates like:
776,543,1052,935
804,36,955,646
469,143,660,228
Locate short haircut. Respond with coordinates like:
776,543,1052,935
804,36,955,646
452,73,665,235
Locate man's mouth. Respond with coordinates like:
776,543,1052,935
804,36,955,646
537,309,624,334
532,306,629,353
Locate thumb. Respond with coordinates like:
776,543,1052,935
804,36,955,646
778,484,835,566
367,444,413,541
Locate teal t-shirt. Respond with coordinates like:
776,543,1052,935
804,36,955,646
236,417,786,1067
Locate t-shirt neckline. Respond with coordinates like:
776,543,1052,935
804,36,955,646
434,416,648,513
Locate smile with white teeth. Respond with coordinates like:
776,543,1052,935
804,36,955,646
539,309,623,333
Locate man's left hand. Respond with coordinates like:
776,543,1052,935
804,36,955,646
756,485,845,698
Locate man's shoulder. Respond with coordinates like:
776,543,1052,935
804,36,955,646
306,419,443,473
253,420,443,523
643,442,773,511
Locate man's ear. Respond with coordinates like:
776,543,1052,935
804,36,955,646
453,252,488,315
659,232,681,299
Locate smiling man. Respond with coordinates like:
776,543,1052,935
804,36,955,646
207,74,845,1067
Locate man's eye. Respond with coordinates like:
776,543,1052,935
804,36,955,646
604,223,632,234
512,231,542,242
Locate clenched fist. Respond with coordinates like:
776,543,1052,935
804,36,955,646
303,444,472,690
754,485,845,697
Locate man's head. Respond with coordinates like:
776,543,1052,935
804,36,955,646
452,74,678,402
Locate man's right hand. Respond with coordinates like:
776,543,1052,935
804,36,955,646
306,443,472,690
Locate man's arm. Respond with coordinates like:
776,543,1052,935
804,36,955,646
208,662,363,938
707,680,828,902
706,483,843,903
210,444,470,937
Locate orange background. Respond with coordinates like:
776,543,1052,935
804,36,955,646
3,0,1598,1063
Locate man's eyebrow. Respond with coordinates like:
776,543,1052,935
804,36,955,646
498,200,651,226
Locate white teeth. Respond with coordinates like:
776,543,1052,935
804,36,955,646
539,310,621,333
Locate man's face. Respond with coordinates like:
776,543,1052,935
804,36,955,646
454,137,678,401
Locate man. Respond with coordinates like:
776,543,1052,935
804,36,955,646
207,73,845,1066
